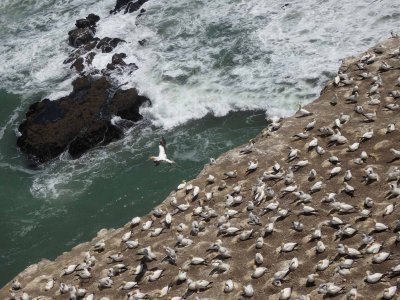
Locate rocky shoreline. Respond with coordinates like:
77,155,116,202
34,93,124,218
17,0,150,165
2,36,400,299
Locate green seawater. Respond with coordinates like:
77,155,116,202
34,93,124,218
0,89,266,286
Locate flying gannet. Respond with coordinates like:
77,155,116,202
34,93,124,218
149,137,175,165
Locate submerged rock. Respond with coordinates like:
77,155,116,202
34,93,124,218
96,37,125,53
17,76,150,164
68,27,96,47
68,14,100,47
110,0,149,14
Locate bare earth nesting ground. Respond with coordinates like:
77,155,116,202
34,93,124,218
2,37,400,300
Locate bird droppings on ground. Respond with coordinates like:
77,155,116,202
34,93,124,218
2,36,400,299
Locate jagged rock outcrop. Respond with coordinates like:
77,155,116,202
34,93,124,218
17,0,154,164
17,76,150,164
110,0,149,14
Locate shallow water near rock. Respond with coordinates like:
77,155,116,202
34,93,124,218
1,0,400,288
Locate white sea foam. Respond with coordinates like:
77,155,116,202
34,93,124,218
0,0,115,97
95,0,400,128
1,0,399,128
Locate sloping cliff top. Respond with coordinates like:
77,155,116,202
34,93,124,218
2,36,400,299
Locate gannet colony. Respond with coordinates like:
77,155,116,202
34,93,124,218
2,36,400,300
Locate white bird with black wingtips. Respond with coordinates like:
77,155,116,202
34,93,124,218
149,137,175,165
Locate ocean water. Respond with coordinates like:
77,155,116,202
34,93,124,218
0,0,400,286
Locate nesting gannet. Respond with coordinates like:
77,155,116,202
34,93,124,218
305,119,316,131
240,139,255,154
382,286,397,299
365,271,384,283
293,131,310,140
44,278,55,291
252,266,267,279
360,129,374,142
390,148,400,160
149,137,175,165
386,123,395,133
255,252,264,264
243,284,254,297
296,104,313,117
224,280,234,293
224,170,237,179
98,277,113,288
318,283,345,295
280,287,292,300
307,138,318,151
287,147,300,161
120,281,138,290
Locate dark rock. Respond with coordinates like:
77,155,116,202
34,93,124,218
110,0,149,14
138,39,147,46
138,8,146,17
71,57,85,72
112,53,127,65
68,27,96,47
75,19,91,28
125,0,149,13
83,40,99,52
106,53,137,71
96,37,125,53
110,0,131,14
17,76,150,163
86,14,100,26
86,52,97,65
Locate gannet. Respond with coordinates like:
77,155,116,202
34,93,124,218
382,286,397,299
243,284,254,297
44,278,55,291
149,137,174,165
246,160,258,174
98,277,113,288
280,287,292,300
293,131,310,140
344,170,352,182
240,139,255,154
252,266,267,279
287,147,299,161
296,104,313,117
372,252,390,264
307,138,318,151
360,129,374,142
365,271,384,283
305,119,316,131
386,123,395,133
224,280,234,293
148,269,164,282
385,103,400,111
308,169,317,181
346,91,359,103
379,61,392,72
307,273,318,285
316,259,330,271
255,252,264,264
390,148,400,160
318,283,345,295
224,170,237,179
120,281,138,290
